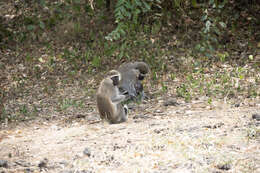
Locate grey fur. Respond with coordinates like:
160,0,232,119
117,62,149,100
96,70,128,124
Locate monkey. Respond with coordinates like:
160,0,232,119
96,70,129,124
117,62,150,100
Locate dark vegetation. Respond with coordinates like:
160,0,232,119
0,0,259,124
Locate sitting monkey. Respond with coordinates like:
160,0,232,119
96,70,128,124
117,62,149,100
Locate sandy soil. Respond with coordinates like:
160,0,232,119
0,100,259,173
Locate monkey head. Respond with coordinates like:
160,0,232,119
117,62,149,100
106,70,121,86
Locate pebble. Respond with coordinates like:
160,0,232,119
252,113,260,121
217,163,231,170
83,148,91,157
38,158,48,168
163,98,178,106
0,160,8,168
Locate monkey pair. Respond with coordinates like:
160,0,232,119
96,62,149,124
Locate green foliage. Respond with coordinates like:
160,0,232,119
59,98,84,111
217,52,229,62
176,83,191,102
105,0,153,41
246,126,259,140
92,56,101,68
161,82,168,92
195,0,227,58
19,105,28,115
6,0,95,44
176,62,259,102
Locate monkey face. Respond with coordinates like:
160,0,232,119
107,70,121,86
138,73,145,80
110,75,120,86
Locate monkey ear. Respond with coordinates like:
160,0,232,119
110,75,120,86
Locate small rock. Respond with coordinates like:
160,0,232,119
59,161,68,166
185,110,194,115
176,110,185,114
132,114,149,119
154,129,165,134
216,163,231,170
234,103,240,107
204,122,224,129
155,109,162,113
113,144,121,151
213,122,224,128
184,162,193,169
0,160,8,168
187,126,199,132
106,155,114,162
60,170,73,173
50,125,59,130
252,113,260,121
24,168,34,173
83,148,91,157
15,160,31,167
38,158,48,168
163,98,178,106
76,114,86,118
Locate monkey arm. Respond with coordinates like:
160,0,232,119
111,94,126,104
119,80,138,98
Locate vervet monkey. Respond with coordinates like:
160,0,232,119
117,62,149,100
96,70,129,124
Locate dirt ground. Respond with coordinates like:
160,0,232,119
0,98,259,173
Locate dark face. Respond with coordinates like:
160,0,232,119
138,73,145,80
110,75,120,86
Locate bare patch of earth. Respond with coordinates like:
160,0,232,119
1,98,259,173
